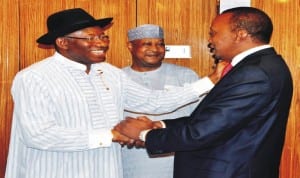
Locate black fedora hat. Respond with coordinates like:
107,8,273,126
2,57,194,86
37,8,113,45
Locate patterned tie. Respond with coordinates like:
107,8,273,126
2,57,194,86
221,64,233,78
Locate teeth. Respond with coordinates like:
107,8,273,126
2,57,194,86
91,50,105,54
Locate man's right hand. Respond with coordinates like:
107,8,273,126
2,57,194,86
208,60,230,84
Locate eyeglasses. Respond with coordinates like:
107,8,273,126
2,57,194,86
64,34,110,42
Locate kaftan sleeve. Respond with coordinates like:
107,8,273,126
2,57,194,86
123,72,214,114
11,71,112,151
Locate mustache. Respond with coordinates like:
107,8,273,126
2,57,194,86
145,52,163,56
207,43,221,64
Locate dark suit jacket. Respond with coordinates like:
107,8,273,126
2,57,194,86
145,48,293,178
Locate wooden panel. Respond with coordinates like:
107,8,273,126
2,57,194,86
0,0,19,177
251,1,300,178
19,0,72,68
0,1,299,178
137,0,218,77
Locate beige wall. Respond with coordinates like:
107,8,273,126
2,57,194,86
0,0,299,177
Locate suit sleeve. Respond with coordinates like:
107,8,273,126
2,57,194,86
145,66,273,154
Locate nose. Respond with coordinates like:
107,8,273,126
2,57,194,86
94,39,109,47
149,44,159,51
150,44,166,53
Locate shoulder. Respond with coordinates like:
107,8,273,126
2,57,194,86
162,63,199,78
14,57,53,80
122,66,131,72
163,63,196,72
11,57,55,95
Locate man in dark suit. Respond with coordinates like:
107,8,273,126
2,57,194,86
114,7,293,178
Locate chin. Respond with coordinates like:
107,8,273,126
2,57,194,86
97,55,107,60
99,58,106,63
92,58,106,63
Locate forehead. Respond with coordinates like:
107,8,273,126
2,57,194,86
210,13,232,31
132,38,164,43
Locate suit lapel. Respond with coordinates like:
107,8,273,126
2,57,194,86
193,47,278,115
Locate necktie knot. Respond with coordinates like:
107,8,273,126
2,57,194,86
221,64,233,77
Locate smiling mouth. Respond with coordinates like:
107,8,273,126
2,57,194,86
207,43,220,62
146,55,159,58
207,43,215,53
91,49,106,55
146,52,162,57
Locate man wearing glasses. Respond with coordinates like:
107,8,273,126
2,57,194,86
5,8,225,178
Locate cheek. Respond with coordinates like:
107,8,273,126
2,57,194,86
159,48,166,54
71,43,91,53
135,48,147,56
131,50,144,61
215,34,232,49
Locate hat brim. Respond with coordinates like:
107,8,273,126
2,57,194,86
37,17,113,45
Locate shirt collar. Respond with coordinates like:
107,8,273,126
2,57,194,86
129,64,163,74
231,45,271,66
54,52,87,71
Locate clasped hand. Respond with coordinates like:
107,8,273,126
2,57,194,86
112,116,162,148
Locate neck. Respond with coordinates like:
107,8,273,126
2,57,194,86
131,64,161,72
86,65,91,74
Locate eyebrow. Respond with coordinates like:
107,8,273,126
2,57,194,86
84,32,106,36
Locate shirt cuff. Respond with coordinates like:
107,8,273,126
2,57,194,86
191,77,214,97
88,129,113,148
159,121,166,128
139,129,151,142
139,121,165,142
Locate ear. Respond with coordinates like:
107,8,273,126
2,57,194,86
127,41,133,52
236,29,249,41
55,37,69,50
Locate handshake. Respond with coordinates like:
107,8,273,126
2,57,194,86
112,116,163,148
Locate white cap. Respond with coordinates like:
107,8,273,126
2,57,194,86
127,24,164,41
